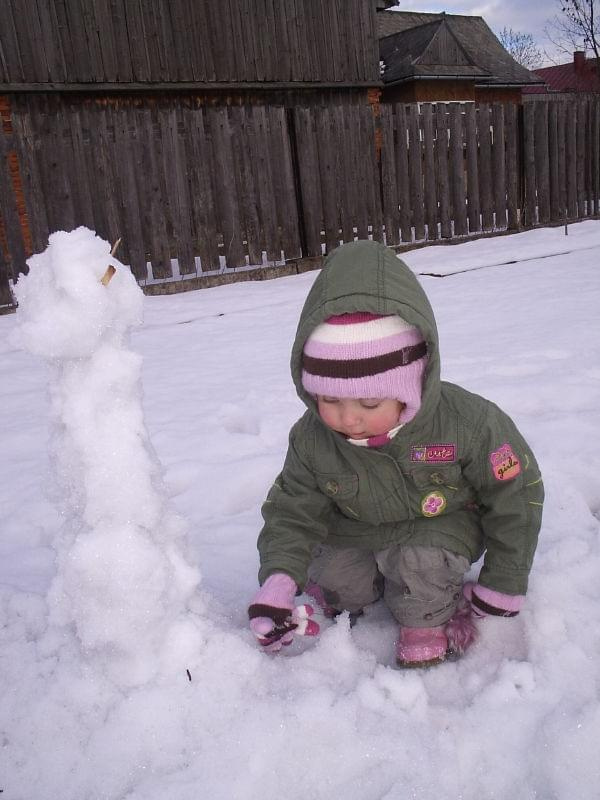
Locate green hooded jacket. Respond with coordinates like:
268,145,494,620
257,241,544,596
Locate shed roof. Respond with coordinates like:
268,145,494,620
378,10,543,87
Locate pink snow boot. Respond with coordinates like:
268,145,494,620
396,625,448,667
444,597,478,656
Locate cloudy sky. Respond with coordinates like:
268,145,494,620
388,1,573,66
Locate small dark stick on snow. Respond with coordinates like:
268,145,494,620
186,669,192,682
100,238,122,286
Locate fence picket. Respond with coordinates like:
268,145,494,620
435,103,451,239
380,104,400,246
422,104,438,240
492,104,506,229
407,105,425,241
449,103,467,236
478,104,494,231
464,103,480,235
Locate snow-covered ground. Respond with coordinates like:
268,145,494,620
1,221,599,800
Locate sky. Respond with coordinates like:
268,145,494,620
388,1,571,66
1,222,600,799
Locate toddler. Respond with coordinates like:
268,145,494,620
248,240,544,667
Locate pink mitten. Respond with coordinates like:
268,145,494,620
463,581,524,618
248,573,320,652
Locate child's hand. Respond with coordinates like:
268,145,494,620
248,573,320,652
463,581,524,618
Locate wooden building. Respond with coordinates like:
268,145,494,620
0,0,385,301
377,10,544,103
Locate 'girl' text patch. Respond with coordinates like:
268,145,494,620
489,443,521,481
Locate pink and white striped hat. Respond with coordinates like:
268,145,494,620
302,312,428,423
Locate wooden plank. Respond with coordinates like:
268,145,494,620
160,106,195,274
65,105,96,230
0,121,27,278
556,102,567,223
293,106,323,257
0,2,25,82
407,104,424,241
317,107,341,255
35,0,67,81
353,106,369,240
394,104,411,242
337,104,357,243
80,0,105,80
124,0,150,81
0,247,15,306
205,0,229,81
77,102,108,239
593,100,600,216
189,0,212,81
9,0,36,82
229,106,261,266
278,106,302,258
209,107,246,267
14,0,48,82
463,103,480,235
434,103,451,239
522,102,537,227
11,97,49,251
107,0,134,82
269,105,301,259
548,101,560,221
273,0,292,81
379,104,400,246
449,103,467,236
182,106,220,271
43,95,76,232
491,104,506,229
565,101,577,219
101,101,135,267
534,102,551,224
52,0,76,82
422,103,439,240
112,104,147,280
252,103,281,262
585,99,595,215
363,105,383,242
138,106,172,278
505,103,520,231
477,104,494,231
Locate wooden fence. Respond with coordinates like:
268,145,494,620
1,97,600,305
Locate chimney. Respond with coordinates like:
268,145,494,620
574,51,586,73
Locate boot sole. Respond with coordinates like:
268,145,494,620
395,655,446,669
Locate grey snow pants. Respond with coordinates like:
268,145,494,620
307,544,470,628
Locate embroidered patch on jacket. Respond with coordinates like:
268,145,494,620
489,443,521,481
421,491,447,517
411,444,456,463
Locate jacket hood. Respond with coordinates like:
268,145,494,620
291,240,441,431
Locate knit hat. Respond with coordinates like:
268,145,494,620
302,312,428,423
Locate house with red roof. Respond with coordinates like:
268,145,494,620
524,51,600,98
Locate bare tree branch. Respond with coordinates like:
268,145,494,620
497,27,544,69
545,0,600,78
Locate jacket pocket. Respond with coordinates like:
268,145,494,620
409,464,464,491
315,471,361,519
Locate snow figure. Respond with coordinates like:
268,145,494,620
13,227,201,687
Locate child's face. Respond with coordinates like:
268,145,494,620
316,396,404,440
